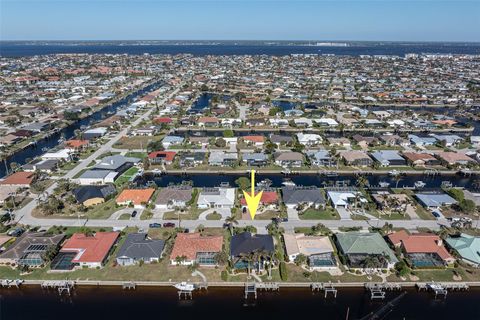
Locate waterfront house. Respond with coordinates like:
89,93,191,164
313,118,338,128
93,155,140,175
198,116,220,127
402,152,440,167
245,118,265,127
22,159,59,173
269,134,293,146
179,151,206,167
408,134,437,147
388,230,454,267
116,233,165,266
432,134,463,147
379,134,407,147
197,187,235,209
339,150,373,167
77,170,117,185
269,118,289,127
59,232,120,268
208,151,238,166
243,135,265,147
240,190,278,211
73,184,116,207
155,186,193,209
83,127,108,140
274,152,303,167
116,188,155,208
0,232,65,267
327,190,367,209
282,186,326,210
283,233,337,270
65,139,90,152
435,152,476,166
170,233,223,266
153,117,173,125
445,234,480,268
148,151,176,165
294,118,313,128
230,232,275,270
327,137,351,148
352,135,378,148
296,133,322,146
242,152,268,166
335,232,398,269
0,172,35,188
370,150,406,167
307,150,337,167
415,192,457,210
41,149,72,162
162,135,184,148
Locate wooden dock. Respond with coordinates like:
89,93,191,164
41,280,75,296
310,282,338,298
0,279,23,288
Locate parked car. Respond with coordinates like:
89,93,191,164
7,227,25,237
163,222,175,228
131,210,137,217
149,223,161,228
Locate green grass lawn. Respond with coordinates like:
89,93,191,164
114,167,140,187
118,213,131,220
253,210,281,220
206,212,222,220
85,199,120,219
299,208,340,220
125,152,148,159
140,210,154,220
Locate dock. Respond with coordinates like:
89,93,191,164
244,282,257,299
41,280,75,296
0,279,23,288
310,282,338,298
416,282,469,299
255,282,280,291
122,281,136,290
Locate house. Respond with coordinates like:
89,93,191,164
269,134,293,146
274,152,303,167
179,151,206,167
408,134,437,147
307,150,337,167
77,170,118,185
432,134,463,147
243,135,265,147
230,232,274,269
402,152,440,167
352,134,378,148
296,133,322,146
65,139,89,152
116,188,156,208
162,135,184,148
435,152,476,166
132,126,158,136
83,127,108,140
294,118,313,127
327,137,351,148
379,134,407,147
245,118,265,127
153,117,173,125
313,118,338,127
116,233,165,266
415,192,457,209
197,187,235,209
282,186,326,209
0,172,35,188
242,152,268,166
269,118,289,127
339,150,373,167
170,233,223,266
283,233,336,269
335,232,398,269
208,151,238,166
93,155,140,174
22,159,59,173
41,149,72,162
327,190,367,209
445,234,480,267
59,232,119,268
155,186,193,209
388,230,454,267
148,151,176,165
73,185,116,207
198,116,219,127
0,232,65,267
240,190,278,210
370,150,406,167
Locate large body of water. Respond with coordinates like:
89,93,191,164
1,42,480,57
1,286,479,320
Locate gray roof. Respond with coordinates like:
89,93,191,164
370,150,405,163
275,152,303,161
93,155,140,171
270,134,293,144
307,150,332,161
281,187,326,205
155,186,193,205
230,232,274,256
116,233,165,260
73,185,116,203
242,153,267,161
416,193,457,208
79,169,113,179
0,232,65,260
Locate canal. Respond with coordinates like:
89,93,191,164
0,81,165,178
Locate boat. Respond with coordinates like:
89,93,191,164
174,282,195,292
257,179,272,189
220,182,230,187
282,179,296,187
414,181,426,189
388,169,400,176
379,181,390,188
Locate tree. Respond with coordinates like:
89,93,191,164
224,215,238,236
147,140,164,152
264,141,277,154
235,177,251,191
459,199,476,214
215,138,226,148
223,129,234,138
214,251,228,265
294,254,307,266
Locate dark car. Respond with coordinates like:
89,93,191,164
131,210,137,217
282,217,288,222
7,227,25,237
163,222,175,228
149,223,161,228
183,228,189,233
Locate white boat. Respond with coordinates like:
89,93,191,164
414,181,426,189
388,170,400,176
174,282,195,292
379,181,390,188
282,179,296,187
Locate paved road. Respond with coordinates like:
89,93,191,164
14,84,182,227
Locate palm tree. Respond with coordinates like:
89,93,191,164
224,215,238,236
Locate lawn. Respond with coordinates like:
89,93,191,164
118,213,131,220
163,208,206,220
114,167,140,187
254,210,281,220
86,199,120,219
206,212,222,220
125,152,148,159
299,208,340,220
140,210,154,220
113,135,164,150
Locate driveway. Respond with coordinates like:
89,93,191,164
336,207,352,220
198,208,231,221
286,208,300,220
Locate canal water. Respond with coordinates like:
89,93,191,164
139,172,479,189
1,286,479,320
0,81,164,178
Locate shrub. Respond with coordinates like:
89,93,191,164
279,261,288,281
221,270,228,281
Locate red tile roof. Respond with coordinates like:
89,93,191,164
244,136,265,143
148,151,176,162
65,139,89,149
154,117,173,124
170,233,223,261
240,191,278,206
116,188,155,205
388,231,453,262
61,232,119,263
0,172,34,186
198,117,219,123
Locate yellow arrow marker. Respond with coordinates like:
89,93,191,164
242,169,263,220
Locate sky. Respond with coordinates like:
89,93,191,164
1,0,479,42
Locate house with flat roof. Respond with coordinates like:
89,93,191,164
388,230,454,268
283,233,337,270
73,185,116,207
335,232,398,269
116,188,155,208
155,186,193,209
327,190,367,209
282,186,326,209
170,233,223,266
197,187,235,209
77,169,118,185
445,234,480,268
0,232,65,267
59,232,120,268
230,232,274,270
370,150,406,167
116,233,165,266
